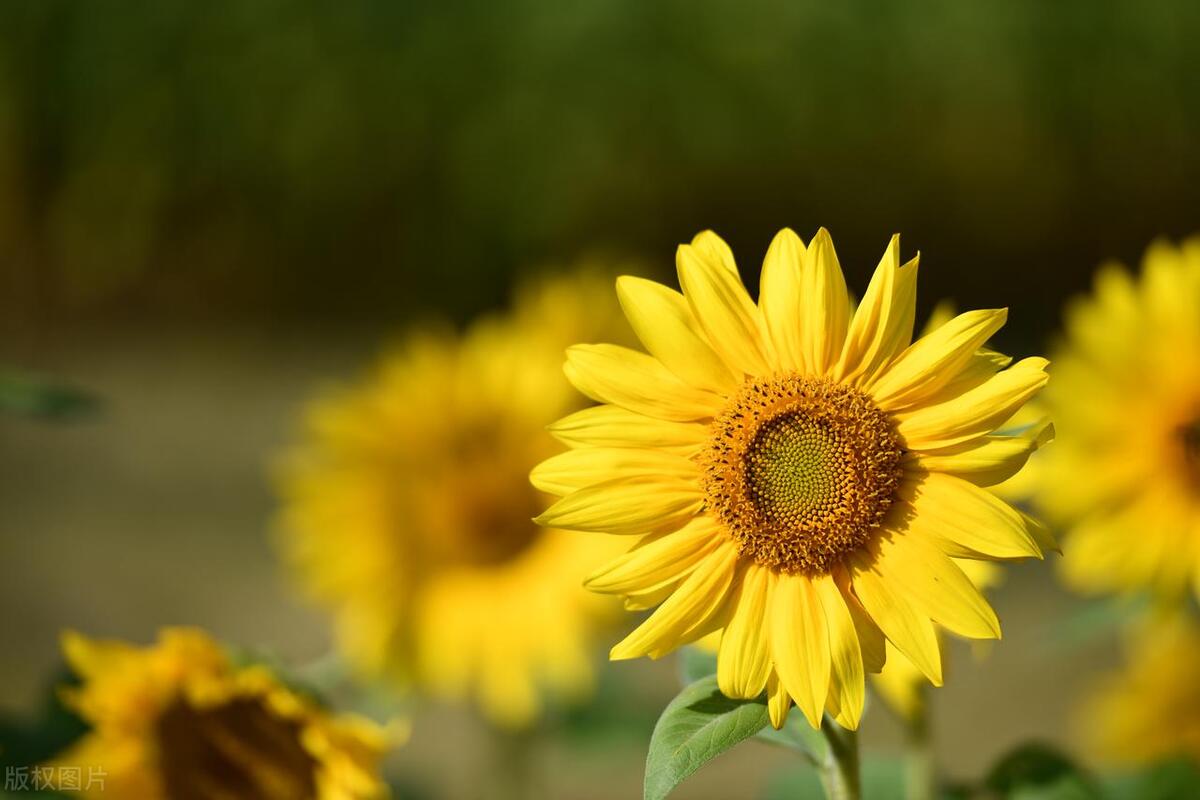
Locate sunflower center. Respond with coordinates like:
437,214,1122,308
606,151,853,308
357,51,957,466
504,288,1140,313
701,375,904,575
1181,418,1200,485
155,696,317,800
415,426,545,568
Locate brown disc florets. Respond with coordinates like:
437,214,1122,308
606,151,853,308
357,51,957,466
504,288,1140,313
1181,418,1200,486
700,375,905,575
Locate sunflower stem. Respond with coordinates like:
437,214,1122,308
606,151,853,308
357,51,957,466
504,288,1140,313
489,724,536,800
817,715,861,800
904,687,935,800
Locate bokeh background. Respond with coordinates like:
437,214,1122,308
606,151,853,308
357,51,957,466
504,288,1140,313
2,1,1199,797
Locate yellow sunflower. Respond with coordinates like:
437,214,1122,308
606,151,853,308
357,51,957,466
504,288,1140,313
52,628,394,800
1034,238,1200,601
1080,614,1200,765
533,228,1053,730
275,270,625,728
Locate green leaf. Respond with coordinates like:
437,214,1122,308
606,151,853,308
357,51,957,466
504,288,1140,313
644,675,770,800
0,371,98,421
677,645,718,686
984,743,1101,800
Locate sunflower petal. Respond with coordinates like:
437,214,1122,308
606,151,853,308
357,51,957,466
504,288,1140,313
925,348,1013,403
907,419,1054,487
766,671,791,729
868,308,1008,409
677,243,771,376
564,344,724,422
585,516,723,595
850,556,943,685
534,476,701,534
691,230,739,276
813,574,865,729
547,405,708,455
717,565,773,699
838,567,886,674
60,631,138,679
530,447,698,495
799,228,852,376
895,357,1050,449
837,236,920,384
624,584,676,611
616,276,737,393
609,543,740,660
771,574,831,728
869,531,1001,639
759,228,806,371
897,472,1044,559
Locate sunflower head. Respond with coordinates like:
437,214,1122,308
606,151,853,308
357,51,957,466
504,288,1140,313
52,628,394,800
1080,614,1200,765
1035,237,1200,601
534,228,1052,730
275,268,629,727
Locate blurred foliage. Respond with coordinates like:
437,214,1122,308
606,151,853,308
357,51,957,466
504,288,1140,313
765,759,905,800
1102,759,1200,800
1,0,1199,337
0,665,85,799
0,370,96,419
982,743,1100,799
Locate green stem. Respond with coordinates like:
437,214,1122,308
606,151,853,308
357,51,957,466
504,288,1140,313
904,687,935,800
490,724,536,800
817,715,861,800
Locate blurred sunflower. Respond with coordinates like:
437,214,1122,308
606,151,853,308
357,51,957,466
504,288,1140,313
52,628,393,800
1035,238,1200,600
533,229,1052,730
1081,614,1200,765
275,270,625,728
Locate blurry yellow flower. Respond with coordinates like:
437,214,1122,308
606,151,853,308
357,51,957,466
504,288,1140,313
275,270,625,728
1081,614,1200,765
533,228,1053,730
1035,238,1200,601
53,628,394,800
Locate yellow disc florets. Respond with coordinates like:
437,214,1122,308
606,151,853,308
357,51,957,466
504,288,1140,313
701,375,904,575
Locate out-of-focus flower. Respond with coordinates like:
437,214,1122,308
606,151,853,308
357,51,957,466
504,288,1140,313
52,628,394,800
533,228,1053,730
1034,238,1200,601
275,270,626,728
1081,614,1200,765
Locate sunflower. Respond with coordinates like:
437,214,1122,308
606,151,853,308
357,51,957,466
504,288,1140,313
51,628,393,800
1080,614,1200,765
1034,238,1200,601
532,229,1053,729
275,270,625,728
